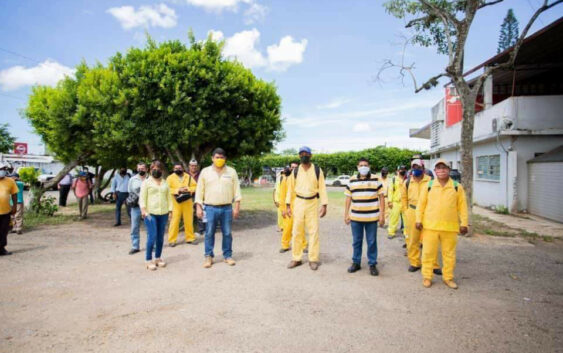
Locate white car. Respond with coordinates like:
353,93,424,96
325,175,350,187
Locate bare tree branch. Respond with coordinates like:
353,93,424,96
478,0,504,9
419,0,461,27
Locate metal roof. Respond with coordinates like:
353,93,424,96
528,145,563,163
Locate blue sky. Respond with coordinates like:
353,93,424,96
1,0,561,154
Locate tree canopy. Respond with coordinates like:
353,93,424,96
0,123,15,154
497,9,519,53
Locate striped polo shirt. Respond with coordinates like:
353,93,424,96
344,173,384,222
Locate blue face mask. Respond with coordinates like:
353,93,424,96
412,169,423,177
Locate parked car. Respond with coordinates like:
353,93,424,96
38,174,58,190
325,175,351,187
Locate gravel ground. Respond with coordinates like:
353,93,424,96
1,208,562,353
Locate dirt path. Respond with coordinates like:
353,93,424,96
1,209,563,353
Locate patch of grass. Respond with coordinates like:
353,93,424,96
494,205,510,215
23,203,115,230
473,214,554,242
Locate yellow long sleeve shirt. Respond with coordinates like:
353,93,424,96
194,166,242,206
387,175,405,204
401,174,431,212
285,164,328,206
139,177,173,215
166,172,197,196
416,178,469,232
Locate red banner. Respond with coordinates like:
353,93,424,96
445,87,462,127
13,142,28,155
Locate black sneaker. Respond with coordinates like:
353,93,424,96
369,265,379,276
128,249,140,255
347,263,361,273
113,223,121,227
408,265,421,272
402,243,407,248
303,248,309,254
279,248,290,253
433,268,443,276
169,243,176,248
0,249,12,256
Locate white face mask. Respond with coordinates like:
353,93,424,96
0,170,6,178
358,166,370,176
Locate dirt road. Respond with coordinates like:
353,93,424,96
1,209,562,353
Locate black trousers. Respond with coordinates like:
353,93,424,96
59,184,71,206
0,213,11,250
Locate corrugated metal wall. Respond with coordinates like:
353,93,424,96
528,162,563,222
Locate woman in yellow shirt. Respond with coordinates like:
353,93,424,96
140,160,173,271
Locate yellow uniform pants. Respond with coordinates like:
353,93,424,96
421,230,457,281
388,201,402,236
281,213,307,250
277,208,284,230
405,208,439,268
168,199,195,243
291,198,320,262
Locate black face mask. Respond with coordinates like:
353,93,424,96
382,173,388,178
399,170,406,176
120,170,127,175
283,168,291,176
138,171,146,176
174,170,183,176
151,170,162,178
300,155,311,164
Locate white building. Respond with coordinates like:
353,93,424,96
0,153,65,175
410,18,563,222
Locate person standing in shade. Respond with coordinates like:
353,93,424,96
188,159,205,237
167,162,197,247
416,159,468,289
111,167,131,226
195,148,242,269
127,162,147,255
285,146,328,271
0,163,18,256
72,171,92,220
57,172,73,207
140,160,172,271
387,165,407,240
344,158,385,276
10,173,25,234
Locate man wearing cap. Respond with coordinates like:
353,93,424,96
416,159,468,289
285,146,328,271
387,165,407,240
0,163,18,255
188,159,205,237
167,162,197,246
401,159,440,273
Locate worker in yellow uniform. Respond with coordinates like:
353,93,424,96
387,165,407,240
416,159,468,289
285,146,328,271
401,159,440,273
279,162,307,252
273,172,284,232
167,162,197,247
379,167,390,227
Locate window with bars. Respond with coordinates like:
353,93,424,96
476,155,500,181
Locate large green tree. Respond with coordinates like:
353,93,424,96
0,123,15,153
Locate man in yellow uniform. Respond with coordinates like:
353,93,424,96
167,162,197,247
279,162,306,253
387,165,407,240
379,167,390,227
273,172,284,232
285,146,328,271
416,159,468,289
401,159,440,273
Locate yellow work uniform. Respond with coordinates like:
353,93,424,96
401,174,438,268
416,178,468,281
279,173,307,250
286,164,328,263
167,173,197,243
387,175,405,237
380,176,390,225
0,178,18,215
274,174,284,231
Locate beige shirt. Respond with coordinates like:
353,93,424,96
285,164,328,206
194,166,242,206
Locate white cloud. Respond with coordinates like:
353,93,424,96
210,29,307,71
352,122,372,132
267,36,307,71
316,98,351,110
185,0,266,23
107,4,178,30
0,60,75,91
185,0,240,11
244,2,268,24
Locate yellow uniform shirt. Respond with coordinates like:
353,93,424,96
416,178,469,232
278,174,294,207
387,175,405,203
0,177,18,215
139,177,173,215
344,174,384,222
401,174,431,212
285,164,328,206
194,166,242,206
380,176,389,197
166,172,197,196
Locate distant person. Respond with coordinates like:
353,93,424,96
387,165,407,240
416,159,468,289
111,167,131,226
285,146,328,271
344,158,385,276
273,171,284,232
140,160,172,271
127,162,147,255
167,162,197,247
83,167,96,204
72,171,92,219
188,159,205,237
379,167,390,226
0,163,18,256
195,148,242,269
10,173,25,234
58,172,73,207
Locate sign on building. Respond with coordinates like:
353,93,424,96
13,142,28,155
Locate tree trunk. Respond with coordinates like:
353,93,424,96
458,89,476,236
95,166,108,200
145,143,156,161
29,158,82,209
174,148,189,171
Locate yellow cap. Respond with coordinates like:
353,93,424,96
433,158,450,169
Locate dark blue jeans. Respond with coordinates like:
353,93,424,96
115,191,131,224
204,205,233,259
351,221,378,266
144,213,169,261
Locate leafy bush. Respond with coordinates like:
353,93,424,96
494,205,509,215
18,166,39,185
29,189,58,216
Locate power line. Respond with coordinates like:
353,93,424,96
0,47,41,64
